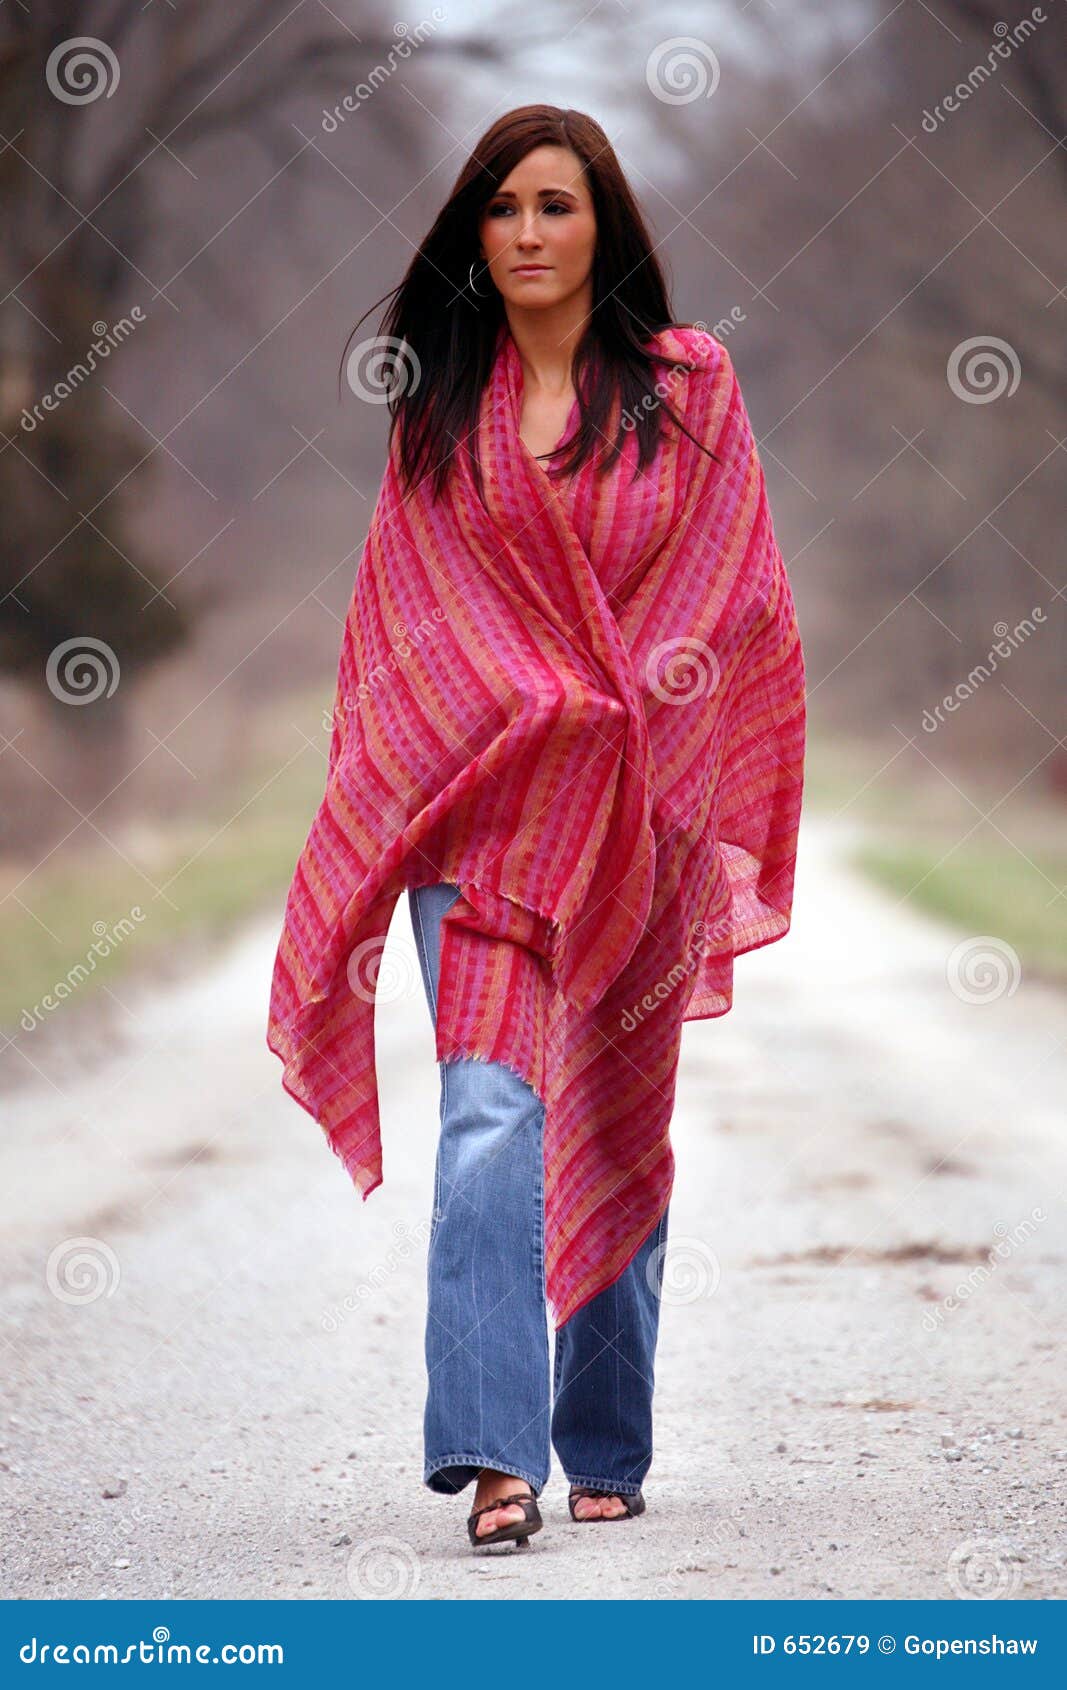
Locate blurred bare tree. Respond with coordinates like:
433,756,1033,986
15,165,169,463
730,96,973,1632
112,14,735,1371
0,0,446,790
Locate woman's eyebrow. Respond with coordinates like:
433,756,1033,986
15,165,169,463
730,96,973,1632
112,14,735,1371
491,187,579,199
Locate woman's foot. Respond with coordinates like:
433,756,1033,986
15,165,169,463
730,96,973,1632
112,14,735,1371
568,1485,646,1520
571,1491,628,1519
471,1468,535,1538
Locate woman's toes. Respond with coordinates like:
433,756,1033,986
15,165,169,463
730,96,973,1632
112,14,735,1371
477,1502,524,1535
572,1492,628,1518
575,1495,602,1519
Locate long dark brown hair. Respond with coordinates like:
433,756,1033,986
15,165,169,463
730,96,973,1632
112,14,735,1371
339,105,720,503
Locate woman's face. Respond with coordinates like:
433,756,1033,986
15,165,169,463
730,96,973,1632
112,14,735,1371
478,145,596,311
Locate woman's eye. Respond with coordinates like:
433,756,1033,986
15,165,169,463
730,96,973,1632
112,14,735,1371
487,202,569,216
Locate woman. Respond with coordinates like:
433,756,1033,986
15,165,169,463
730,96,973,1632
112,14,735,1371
267,105,806,1552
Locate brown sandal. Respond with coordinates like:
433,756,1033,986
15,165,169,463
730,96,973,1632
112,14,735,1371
467,1490,543,1548
568,1485,646,1521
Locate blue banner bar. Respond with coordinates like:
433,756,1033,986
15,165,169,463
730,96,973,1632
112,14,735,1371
2,1600,1062,1682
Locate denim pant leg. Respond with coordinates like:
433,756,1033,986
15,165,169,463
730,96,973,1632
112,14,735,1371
408,880,552,1497
550,1203,669,1495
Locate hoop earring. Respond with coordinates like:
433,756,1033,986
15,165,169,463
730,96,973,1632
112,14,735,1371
468,259,489,298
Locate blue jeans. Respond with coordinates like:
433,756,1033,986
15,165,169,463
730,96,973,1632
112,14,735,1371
408,880,669,1498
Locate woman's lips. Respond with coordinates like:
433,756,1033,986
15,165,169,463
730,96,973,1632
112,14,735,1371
513,265,551,274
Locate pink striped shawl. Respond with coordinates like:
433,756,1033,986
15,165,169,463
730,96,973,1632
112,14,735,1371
267,321,806,1328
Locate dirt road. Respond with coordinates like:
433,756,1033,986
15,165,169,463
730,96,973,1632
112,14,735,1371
2,815,1064,1599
